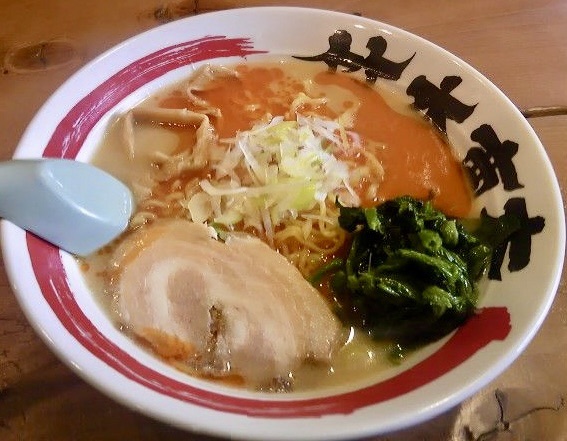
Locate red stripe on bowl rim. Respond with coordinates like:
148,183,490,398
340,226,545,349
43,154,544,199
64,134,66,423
27,35,511,417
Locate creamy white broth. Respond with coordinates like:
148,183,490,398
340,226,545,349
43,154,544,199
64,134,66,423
82,57,472,392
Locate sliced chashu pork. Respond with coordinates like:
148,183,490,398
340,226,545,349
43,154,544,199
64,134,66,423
111,220,342,387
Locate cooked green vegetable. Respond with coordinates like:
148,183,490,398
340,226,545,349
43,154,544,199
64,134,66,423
325,196,519,349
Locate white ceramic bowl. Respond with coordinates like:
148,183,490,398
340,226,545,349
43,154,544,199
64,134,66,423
2,7,565,440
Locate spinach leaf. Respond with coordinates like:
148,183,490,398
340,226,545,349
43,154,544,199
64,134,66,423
322,196,519,349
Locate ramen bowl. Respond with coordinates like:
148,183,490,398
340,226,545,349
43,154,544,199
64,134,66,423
2,7,564,440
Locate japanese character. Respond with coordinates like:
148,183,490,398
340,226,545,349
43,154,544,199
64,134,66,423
293,30,364,73
464,124,524,196
406,75,477,133
484,198,545,280
361,36,415,82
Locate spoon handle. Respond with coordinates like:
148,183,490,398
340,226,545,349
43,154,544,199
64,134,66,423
0,160,47,221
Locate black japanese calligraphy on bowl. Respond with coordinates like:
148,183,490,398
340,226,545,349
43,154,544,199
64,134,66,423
2,7,565,441
293,29,548,283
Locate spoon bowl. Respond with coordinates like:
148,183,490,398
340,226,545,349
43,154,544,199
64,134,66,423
0,159,134,255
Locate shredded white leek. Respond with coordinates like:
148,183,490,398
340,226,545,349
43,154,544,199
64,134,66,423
187,112,362,243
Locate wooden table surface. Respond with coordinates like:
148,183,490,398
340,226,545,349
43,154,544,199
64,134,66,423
1,1,566,440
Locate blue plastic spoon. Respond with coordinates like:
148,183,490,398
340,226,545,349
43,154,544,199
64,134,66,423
0,159,134,256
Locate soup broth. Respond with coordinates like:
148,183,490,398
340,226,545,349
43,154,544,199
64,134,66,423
83,57,473,392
